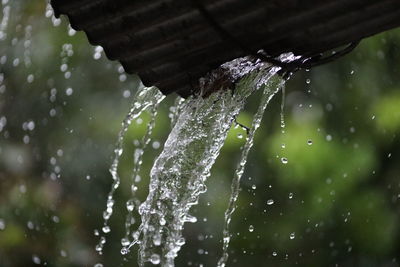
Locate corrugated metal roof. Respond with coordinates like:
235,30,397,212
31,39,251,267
51,0,400,96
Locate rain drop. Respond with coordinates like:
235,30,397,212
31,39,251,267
120,247,129,255
150,254,161,265
32,255,41,265
65,87,73,96
0,219,5,230
290,232,295,240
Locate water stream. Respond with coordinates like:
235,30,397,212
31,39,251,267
98,54,296,266
217,76,285,267
95,86,165,255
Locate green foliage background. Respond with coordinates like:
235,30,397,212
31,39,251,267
1,1,400,266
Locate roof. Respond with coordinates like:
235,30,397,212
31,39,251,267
51,0,400,97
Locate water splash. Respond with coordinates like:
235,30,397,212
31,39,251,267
96,85,165,255
217,75,285,267
122,101,161,248
169,96,186,129
128,57,282,266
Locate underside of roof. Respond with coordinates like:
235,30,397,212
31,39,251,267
51,0,400,97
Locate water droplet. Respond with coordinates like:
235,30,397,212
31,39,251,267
60,63,68,72
52,215,60,223
102,225,111,233
153,235,162,246
237,133,243,139
184,215,197,223
326,135,332,142
121,238,130,246
281,157,288,164
251,184,256,190
27,74,34,83
150,254,161,265
23,135,30,144
159,217,166,226
267,199,274,205
94,229,99,236
32,255,41,264
68,27,76,36
272,251,277,257
120,247,129,255
26,120,35,131
126,201,134,211
93,46,103,60
27,221,34,229
0,219,6,230
288,193,294,199
123,90,131,98
289,232,295,239
281,143,286,149
305,78,311,84
60,250,67,257
307,139,313,145
152,141,161,149
65,87,73,96
119,74,127,82
248,225,254,232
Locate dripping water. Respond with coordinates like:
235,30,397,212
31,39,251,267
169,96,186,129
280,86,286,131
122,101,161,248
95,86,165,255
217,53,298,266
98,54,297,266
217,75,285,267
122,56,285,266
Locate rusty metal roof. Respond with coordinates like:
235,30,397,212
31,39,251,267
51,0,400,97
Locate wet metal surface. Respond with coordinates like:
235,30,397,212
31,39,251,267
51,0,400,96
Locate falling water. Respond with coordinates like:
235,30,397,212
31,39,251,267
122,102,161,247
120,56,284,266
217,75,285,267
95,85,165,254
168,96,186,129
